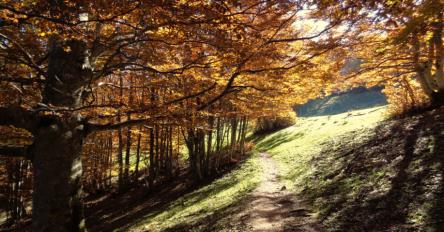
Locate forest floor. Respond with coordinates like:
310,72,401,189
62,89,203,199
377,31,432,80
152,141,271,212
118,106,389,232
9,105,444,232
125,104,444,232
85,106,390,231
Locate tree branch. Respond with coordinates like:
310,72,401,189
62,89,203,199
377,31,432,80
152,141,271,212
86,82,219,130
86,115,169,132
1,76,44,85
165,82,217,105
231,85,274,91
0,106,36,132
0,146,30,158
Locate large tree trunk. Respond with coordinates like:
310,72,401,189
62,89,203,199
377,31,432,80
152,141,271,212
32,38,92,231
32,120,86,231
412,32,435,101
432,18,444,89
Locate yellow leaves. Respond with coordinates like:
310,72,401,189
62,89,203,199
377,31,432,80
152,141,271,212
177,0,203,7
63,46,72,53
424,31,434,41
101,24,116,35
0,10,20,24
157,26,171,36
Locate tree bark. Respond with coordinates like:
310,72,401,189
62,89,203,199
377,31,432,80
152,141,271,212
185,129,203,181
206,117,214,176
124,123,132,185
432,20,444,92
149,127,155,187
32,120,86,232
29,38,93,231
135,126,142,176
239,116,248,155
117,115,124,190
412,31,435,99
117,75,124,190
230,117,238,158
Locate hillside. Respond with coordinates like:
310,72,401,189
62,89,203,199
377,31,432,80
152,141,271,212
295,86,387,117
255,106,444,231
31,105,443,232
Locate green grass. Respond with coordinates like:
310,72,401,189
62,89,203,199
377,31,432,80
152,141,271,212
127,152,262,232
124,106,389,231
254,106,388,194
252,105,444,231
122,105,443,231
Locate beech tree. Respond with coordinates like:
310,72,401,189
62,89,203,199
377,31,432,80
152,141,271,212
0,1,252,230
1,0,344,230
305,0,444,112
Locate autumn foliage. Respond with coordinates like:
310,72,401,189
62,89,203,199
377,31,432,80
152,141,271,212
0,0,443,231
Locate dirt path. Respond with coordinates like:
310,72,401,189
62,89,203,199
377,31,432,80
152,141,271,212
244,153,323,232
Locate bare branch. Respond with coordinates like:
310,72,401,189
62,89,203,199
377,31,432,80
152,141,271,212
0,76,44,85
231,85,275,91
0,106,36,132
0,146,30,158
86,115,168,132
165,82,217,105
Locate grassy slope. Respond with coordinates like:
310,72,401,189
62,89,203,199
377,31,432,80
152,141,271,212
255,106,444,231
127,153,262,232
254,106,387,193
126,106,388,231
125,105,444,232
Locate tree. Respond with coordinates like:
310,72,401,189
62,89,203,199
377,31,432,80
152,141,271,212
0,0,351,230
305,0,444,111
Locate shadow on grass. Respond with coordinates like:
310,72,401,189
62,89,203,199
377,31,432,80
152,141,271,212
298,108,444,231
163,195,250,232
252,130,305,152
85,173,196,232
86,156,257,232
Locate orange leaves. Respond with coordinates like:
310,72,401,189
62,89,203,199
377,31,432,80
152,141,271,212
0,0,349,130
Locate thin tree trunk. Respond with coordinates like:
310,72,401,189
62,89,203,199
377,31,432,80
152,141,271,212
149,127,155,187
117,75,124,190
206,117,214,176
124,122,132,184
230,117,238,159
135,126,142,177
168,127,173,177
108,134,113,187
155,124,160,176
